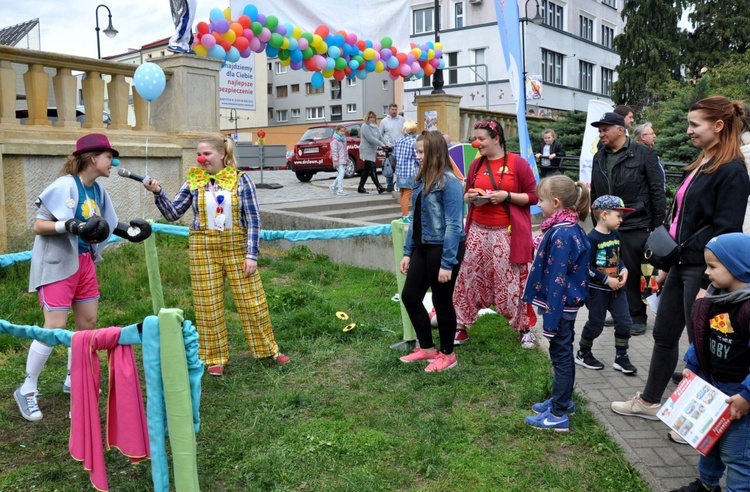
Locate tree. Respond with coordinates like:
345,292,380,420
506,111,587,157
612,0,686,111
686,1,750,75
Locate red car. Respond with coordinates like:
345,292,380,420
290,122,384,182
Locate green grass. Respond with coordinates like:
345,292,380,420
0,239,650,491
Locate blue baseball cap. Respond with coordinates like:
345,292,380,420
592,195,635,213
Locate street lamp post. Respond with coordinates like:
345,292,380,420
431,0,445,94
519,0,544,115
95,4,118,59
228,108,239,142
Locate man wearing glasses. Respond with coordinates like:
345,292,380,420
590,113,666,337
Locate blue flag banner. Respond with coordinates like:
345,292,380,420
493,0,539,180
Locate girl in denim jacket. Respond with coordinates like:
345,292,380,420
398,131,466,372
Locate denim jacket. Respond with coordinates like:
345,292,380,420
403,171,466,270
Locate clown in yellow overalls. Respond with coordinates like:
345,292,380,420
145,136,289,375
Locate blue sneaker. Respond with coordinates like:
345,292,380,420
532,398,575,416
14,387,43,422
525,409,570,432
62,382,71,394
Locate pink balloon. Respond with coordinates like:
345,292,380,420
297,37,309,50
399,64,411,77
411,62,421,74
314,54,327,70
242,28,254,40
258,27,272,42
249,37,262,52
202,35,217,49
430,58,440,68
346,33,358,45
372,41,381,51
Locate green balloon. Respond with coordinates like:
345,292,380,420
301,32,313,43
278,49,290,61
265,15,279,31
353,55,364,66
334,57,347,70
269,33,284,48
381,37,393,49
251,22,263,35
302,47,314,59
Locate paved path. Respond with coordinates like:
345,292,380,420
249,170,707,492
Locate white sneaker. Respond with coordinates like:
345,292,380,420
611,392,661,420
329,184,336,194
520,331,537,349
336,190,348,196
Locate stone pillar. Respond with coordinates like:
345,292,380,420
415,93,462,144
151,55,223,133
132,91,154,131
0,135,7,253
52,68,80,128
107,74,130,130
81,71,105,129
23,64,51,126
0,61,18,125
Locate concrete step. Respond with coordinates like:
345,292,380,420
263,193,401,225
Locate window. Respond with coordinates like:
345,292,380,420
413,7,435,35
383,106,389,116
579,15,593,41
305,82,324,95
601,67,614,96
446,51,458,85
541,0,564,29
346,78,357,87
382,80,389,91
330,105,342,121
267,63,272,71
274,62,287,74
347,103,357,113
422,75,432,88
454,2,464,28
330,80,342,100
472,48,486,83
291,108,300,118
276,110,288,122
601,25,615,49
291,84,300,93
602,0,616,8
267,84,273,95
276,85,288,98
579,61,593,91
541,49,563,84
268,108,274,120
306,107,325,120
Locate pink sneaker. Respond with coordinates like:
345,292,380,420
425,352,458,372
399,348,437,363
207,365,224,376
454,329,469,345
274,353,291,364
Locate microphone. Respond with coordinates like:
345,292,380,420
117,168,151,184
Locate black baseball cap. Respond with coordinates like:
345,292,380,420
591,112,626,128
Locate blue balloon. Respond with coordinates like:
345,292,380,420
290,49,303,63
355,70,367,80
287,37,299,51
328,46,340,58
333,34,345,47
416,68,425,79
133,62,166,102
311,72,324,89
209,8,225,23
365,60,375,72
243,4,258,21
325,57,336,71
266,46,279,58
348,59,359,70
365,40,373,48
209,45,227,60
226,47,241,63
386,57,399,69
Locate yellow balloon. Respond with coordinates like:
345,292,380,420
292,26,303,39
312,34,323,47
322,69,334,78
279,57,291,66
435,42,443,50
193,44,208,57
281,38,290,50
221,30,236,43
427,49,435,60
374,60,384,73
315,42,328,54
363,48,375,60
223,7,232,20
411,48,422,59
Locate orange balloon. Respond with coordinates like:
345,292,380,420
230,23,243,37
424,64,435,76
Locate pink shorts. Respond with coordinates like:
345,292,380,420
38,252,100,311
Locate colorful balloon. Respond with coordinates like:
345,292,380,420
311,71,324,89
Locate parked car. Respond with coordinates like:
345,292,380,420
290,122,384,182
16,106,112,125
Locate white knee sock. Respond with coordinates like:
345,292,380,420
64,347,72,388
20,341,54,394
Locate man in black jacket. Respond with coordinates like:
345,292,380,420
590,112,666,335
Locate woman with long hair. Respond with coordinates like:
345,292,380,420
612,96,750,419
452,119,539,348
145,134,289,376
357,111,387,194
398,131,466,372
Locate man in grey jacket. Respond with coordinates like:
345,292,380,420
380,104,405,192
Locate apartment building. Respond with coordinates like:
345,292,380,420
405,0,624,118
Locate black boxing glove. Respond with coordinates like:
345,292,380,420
65,216,110,244
113,219,152,243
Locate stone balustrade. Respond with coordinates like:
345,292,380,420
0,46,224,254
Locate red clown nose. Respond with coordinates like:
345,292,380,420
197,155,207,164
471,139,481,149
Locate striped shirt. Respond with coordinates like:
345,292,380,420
394,134,418,179
153,172,262,260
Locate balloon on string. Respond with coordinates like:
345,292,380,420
243,4,258,20
133,62,166,102
311,72,324,89
209,45,226,59
209,8,224,23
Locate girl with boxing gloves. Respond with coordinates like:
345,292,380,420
15,134,151,422
144,134,289,376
